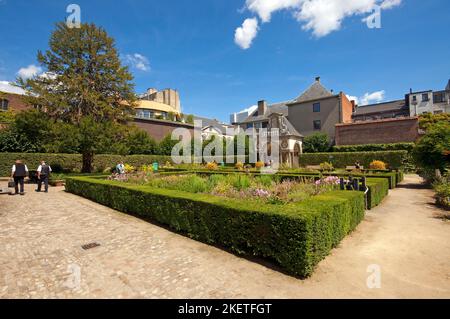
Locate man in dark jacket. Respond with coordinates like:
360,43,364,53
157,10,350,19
36,160,52,193
11,160,29,195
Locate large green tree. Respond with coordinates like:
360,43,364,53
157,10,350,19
18,22,136,172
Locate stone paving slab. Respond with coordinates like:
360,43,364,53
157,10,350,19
0,175,449,298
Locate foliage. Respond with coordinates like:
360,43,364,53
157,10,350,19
303,133,330,153
0,110,15,123
205,162,219,170
366,178,390,209
369,160,387,170
299,151,407,170
158,134,180,156
17,22,136,172
433,179,450,210
319,162,334,171
255,161,265,169
66,176,365,277
235,161,244,170
413,123,450,174
333,143,415,153
0,152,172,176
184,114,194,124
126,127,158,155
419,113,450,131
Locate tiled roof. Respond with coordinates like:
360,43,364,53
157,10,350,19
353,100,407,115
293,81,333,103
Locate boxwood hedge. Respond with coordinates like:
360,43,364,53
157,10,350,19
366,178,390,209
298,151,408,170
333,143,414,153
65,176,365,278
0,153,172,176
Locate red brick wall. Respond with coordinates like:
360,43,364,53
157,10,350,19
1,92,33,112
133,118,194,142
340,92,354,123
335,117,419,145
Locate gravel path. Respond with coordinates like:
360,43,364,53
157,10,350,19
0,174,448,298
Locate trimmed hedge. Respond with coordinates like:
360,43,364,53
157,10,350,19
0,153,172,176
333,143,415,153
299,151,408,170
65,176,365,278
366,178,390,209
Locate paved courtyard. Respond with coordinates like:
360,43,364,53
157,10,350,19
0,175,449,298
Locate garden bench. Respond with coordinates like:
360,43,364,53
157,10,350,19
306,165,322,170
346,166,364,171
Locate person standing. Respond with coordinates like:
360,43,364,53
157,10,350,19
11,160,28,196
36,161,52,193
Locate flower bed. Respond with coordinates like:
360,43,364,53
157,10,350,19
65,175,365,277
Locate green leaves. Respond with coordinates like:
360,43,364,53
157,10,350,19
413,123,450,173
303,132,330,153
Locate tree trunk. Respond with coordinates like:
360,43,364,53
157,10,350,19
82,152,94,173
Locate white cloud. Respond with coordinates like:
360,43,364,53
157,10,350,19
360,90,385,105
234,18,259,50
125,53,150,72
346,94,359,105
237,0,402,47
17,64,42,79
347,90,386,106
246,0,302,22
0,81,25,95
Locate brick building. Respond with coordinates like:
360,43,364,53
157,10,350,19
0,91,34,113
335,117,420,146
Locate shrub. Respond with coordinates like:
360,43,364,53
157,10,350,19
303,133,330,153
235,162,244,170
0,153,172,177
413,123,450,176
205,162,218,170
333,143,414,153
369,160,387,170
65,176,365,277
434,181,450,210
299,151,407,170
255,161,265,169
366,178,389,209
320,162,334,172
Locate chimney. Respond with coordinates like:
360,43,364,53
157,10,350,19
446,80,450,91
315,76,321,82
257,100,267,116
409,88,413,94
351,100,356,112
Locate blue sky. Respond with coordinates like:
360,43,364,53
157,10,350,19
0,0,449,122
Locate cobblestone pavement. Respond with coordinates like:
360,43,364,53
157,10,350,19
0,175,449,298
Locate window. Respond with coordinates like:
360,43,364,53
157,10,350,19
422,93,429,102
254,122,262,129
0,99,9,111
412,95,417,102
313,120,321,130
313,102,321,113
434,93,445,103
262,122,268,128
247,123,254,129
